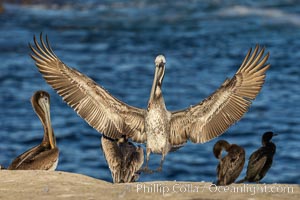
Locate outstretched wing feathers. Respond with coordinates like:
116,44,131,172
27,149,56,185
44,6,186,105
30,35,270,147
30,34,146,140
170,45,270,145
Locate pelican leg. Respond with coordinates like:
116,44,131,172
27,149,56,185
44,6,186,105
145,147,151,169
141,147,153,174
156,153,165,172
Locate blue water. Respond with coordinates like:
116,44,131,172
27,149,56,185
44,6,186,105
0,1,299,184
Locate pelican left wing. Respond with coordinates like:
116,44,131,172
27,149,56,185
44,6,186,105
30,34,146,141
170,45,270,145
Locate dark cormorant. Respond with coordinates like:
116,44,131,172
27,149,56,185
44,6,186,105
237,131,277,183
213,140,245,185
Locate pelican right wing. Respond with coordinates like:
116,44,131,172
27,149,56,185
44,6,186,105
30,34,146,141
170,45,270,145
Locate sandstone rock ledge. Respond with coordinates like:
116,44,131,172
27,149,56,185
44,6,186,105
0,171,299,200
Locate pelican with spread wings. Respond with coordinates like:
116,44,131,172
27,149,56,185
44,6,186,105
30,34,270,172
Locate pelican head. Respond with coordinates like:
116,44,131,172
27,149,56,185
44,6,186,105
31,91,56,149
149,55,166,103
262,131,277,146
155,55,166,67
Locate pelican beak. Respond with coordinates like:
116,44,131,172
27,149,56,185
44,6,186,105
155,55,166,86
149,55,166,102
39,97,56,149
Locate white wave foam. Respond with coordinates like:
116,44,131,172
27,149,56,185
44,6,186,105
218,5,300,26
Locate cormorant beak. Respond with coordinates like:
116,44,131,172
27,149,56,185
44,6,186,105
213,148,221,159
273,133,278,137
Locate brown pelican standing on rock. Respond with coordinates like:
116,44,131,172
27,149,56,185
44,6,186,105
101,135,144,183
30,34,270,172
213,140,245,185
8,91,59,170
237,131,277,183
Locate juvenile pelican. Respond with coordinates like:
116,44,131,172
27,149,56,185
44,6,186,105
8,91,59,170
237,131,277,183
213,140,245,185
30,34,270,172
101,135,144,183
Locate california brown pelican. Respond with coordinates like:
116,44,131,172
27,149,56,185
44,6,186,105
8,91,59,170
101,135,144,183
213,140,245,185
237,131,277,183
30,34,270,172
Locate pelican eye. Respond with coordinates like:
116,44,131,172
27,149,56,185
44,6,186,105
39,93,48,102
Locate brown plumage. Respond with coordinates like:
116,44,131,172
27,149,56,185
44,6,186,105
101,136,144,183
8,91,59,170
30,34,270,172
238,131,277,183
213,140,245,185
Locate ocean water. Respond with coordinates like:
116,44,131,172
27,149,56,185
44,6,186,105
0,0,299,184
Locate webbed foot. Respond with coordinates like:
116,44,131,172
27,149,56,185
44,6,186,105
140,167,154,174
155,166,162,172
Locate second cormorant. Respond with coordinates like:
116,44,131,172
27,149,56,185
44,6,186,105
237,131,277,183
